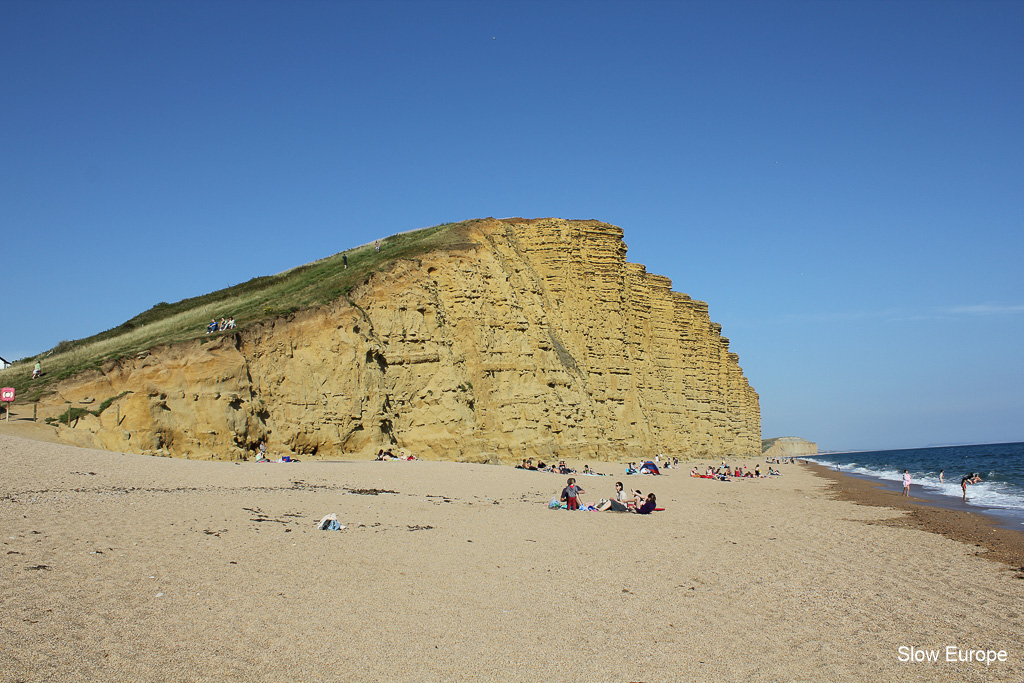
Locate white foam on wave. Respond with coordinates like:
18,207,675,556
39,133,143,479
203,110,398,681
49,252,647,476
811,458,1024,512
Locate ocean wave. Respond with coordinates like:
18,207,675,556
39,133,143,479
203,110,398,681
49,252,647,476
810,457,1024,512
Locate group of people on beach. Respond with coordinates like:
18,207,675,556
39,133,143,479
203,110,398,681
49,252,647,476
206,317,236,334
253,441,296,463
559,478,657,514
690,462,779,481
516,458,577,474
900,468,982,501
374,448,416,461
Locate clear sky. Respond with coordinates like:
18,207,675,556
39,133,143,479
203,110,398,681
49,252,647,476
3,0,1022,452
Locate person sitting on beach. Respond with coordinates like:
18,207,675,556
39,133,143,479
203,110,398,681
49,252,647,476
596,482,630,512
226,316,236,329
207,318,218,334
754,464,761,477
625,462,637,475
632,492,657,514
560,478,584,511
768,467,780,476
690,467,699,477
961,473,982,501
639,461,661,475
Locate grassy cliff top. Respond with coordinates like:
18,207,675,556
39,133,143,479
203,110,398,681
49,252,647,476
1,219,482,402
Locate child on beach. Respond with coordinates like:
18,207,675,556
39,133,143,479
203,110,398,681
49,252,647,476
902,470,911,496
561,478,584,510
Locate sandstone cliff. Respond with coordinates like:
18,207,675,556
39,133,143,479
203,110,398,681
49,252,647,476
762,437,818,459
41,218,760,462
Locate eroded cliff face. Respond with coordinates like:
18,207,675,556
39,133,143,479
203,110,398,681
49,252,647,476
43,218,760,462
762,437,818,459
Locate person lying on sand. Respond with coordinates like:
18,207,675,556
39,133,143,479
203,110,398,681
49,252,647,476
632,492,657,514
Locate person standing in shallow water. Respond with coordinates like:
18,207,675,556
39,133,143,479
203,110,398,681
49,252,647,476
901,470,911,496
961,473,982,501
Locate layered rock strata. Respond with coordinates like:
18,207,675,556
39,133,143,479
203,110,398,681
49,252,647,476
762,437,818,459
44,218,760,462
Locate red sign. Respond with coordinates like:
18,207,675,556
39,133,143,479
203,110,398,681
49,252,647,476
0,387,14,402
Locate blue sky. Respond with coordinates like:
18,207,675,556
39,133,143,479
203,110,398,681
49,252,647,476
2,0,1022,451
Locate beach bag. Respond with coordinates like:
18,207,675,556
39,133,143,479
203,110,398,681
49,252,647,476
549,497,562,509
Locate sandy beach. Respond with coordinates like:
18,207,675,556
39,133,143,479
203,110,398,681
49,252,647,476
2,429,1023,682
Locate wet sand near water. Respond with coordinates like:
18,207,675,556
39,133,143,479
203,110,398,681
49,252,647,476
809,463,1024,570
2,435,1023,682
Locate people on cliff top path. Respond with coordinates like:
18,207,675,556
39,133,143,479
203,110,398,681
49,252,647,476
902,469,911,496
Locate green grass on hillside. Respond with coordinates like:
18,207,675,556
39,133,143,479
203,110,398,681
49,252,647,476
1,220,482,403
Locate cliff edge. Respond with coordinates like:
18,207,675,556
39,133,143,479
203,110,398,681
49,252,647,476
762,437,818,459
36,218,760,462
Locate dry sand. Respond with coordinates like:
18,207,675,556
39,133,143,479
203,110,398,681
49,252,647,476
2,432,1023,682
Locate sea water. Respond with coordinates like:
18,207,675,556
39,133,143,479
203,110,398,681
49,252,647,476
808,442,1024,528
